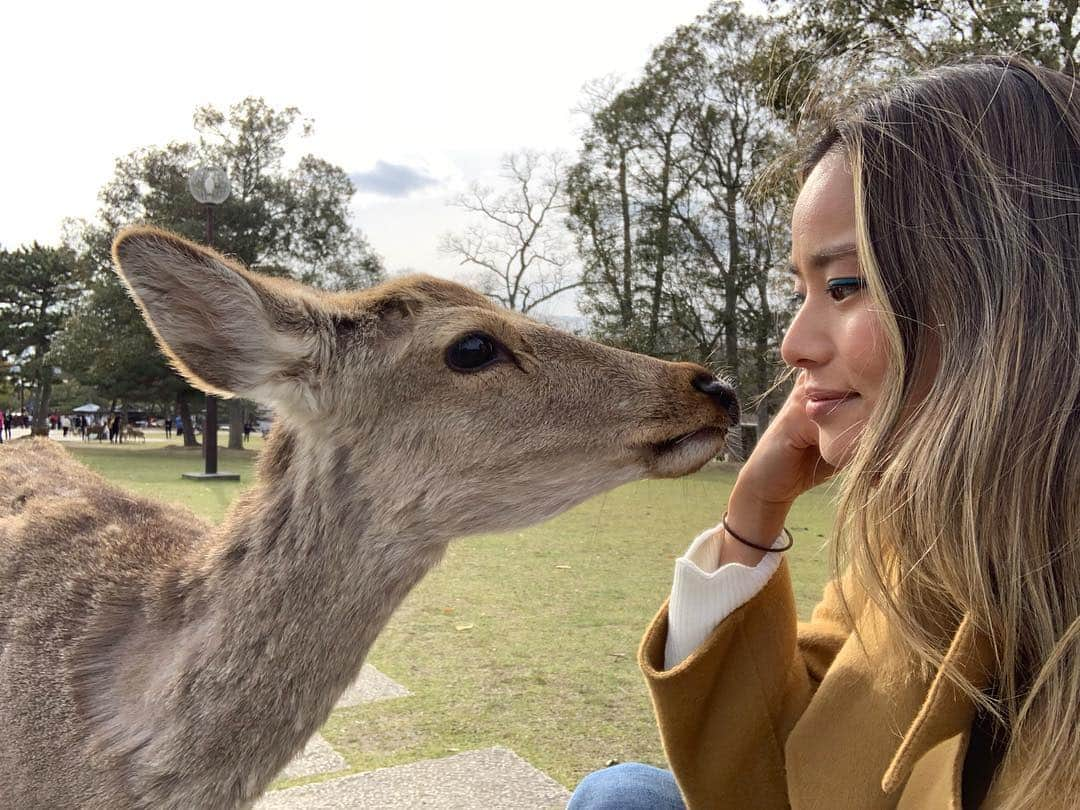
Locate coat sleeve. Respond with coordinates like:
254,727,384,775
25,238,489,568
638,557,853,809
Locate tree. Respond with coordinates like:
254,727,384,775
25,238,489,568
565,79,643,348
0,245,84,435
61,97,384,447
567,66,704,357
763,0,1079,124
440,151,580,313
667,8,794,396
568,5,797,404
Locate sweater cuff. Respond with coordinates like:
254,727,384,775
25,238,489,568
664,521,785,669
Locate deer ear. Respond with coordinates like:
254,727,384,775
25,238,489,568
111,226,329,411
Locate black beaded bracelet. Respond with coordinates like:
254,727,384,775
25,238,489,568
721,512,794,552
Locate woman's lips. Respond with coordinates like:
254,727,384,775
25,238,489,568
805,394,859,420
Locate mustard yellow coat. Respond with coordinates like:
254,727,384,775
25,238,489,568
638,558,1017,809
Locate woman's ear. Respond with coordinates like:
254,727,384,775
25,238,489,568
111,226,330,413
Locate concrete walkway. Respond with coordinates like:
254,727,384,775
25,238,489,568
257,748,571,810
257,665,570,809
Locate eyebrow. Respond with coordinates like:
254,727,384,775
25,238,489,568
787,242,858,277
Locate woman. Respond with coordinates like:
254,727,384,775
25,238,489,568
568,57,1079,809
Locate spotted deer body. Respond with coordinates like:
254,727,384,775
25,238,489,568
0,227,737,808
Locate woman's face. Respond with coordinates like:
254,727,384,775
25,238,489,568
781,150,888,467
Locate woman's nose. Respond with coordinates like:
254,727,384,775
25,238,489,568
780,305,829,369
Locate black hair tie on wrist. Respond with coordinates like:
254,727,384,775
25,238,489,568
721,512,794,552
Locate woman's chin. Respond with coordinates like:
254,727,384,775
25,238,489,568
818,435,856,470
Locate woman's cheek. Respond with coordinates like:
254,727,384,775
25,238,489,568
844,309,889,399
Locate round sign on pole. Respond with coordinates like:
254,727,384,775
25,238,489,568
187,166,231,205
180,164,239,482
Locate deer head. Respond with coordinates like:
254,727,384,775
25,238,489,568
112,226,738,539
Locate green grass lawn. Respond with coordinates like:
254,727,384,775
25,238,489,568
64,440,839,790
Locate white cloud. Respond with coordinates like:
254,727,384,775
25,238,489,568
349,161,441,198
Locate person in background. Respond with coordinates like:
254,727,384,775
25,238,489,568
568,57,1080,810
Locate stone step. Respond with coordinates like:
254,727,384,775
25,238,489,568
334,663,411,708
278,734,349,781
256,747,571,809
275,664,411,782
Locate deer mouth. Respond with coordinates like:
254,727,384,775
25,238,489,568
646,425,729,478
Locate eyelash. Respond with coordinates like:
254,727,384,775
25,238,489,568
788,278,866,306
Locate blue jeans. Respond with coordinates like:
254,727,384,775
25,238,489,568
567,762,686,810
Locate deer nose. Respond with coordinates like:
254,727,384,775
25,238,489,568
693,374,740,425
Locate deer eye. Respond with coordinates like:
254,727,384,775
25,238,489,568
446,332,500,372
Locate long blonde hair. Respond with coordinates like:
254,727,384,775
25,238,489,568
796,57,1080,807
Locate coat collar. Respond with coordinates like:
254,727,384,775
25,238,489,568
881,612,996,794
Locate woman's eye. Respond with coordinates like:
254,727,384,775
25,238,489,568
788,291,806,307
446,333,500,372
825,277,865,302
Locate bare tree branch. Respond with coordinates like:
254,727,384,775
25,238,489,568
441,150,581,314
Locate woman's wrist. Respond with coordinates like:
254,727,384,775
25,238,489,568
718,479,795,567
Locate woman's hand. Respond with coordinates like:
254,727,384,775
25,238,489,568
737,370,839,507
718,372,838,566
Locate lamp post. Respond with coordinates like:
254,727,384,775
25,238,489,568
183,166,240,482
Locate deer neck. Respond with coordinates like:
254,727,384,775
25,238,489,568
191,422,449,710
100,425,450,799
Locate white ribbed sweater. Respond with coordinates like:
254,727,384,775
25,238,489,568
664,522,787,669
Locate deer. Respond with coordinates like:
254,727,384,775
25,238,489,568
0,226,739,809
83,422,108,441
123,425,147,443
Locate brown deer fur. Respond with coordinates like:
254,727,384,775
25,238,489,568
0,226,737,808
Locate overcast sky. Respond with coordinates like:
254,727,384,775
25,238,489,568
2,1,753,316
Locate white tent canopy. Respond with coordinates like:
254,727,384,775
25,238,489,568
71,403,101,414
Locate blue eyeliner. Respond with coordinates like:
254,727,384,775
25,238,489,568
825,277,865,300
826,277,864,289
789,277,865,307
